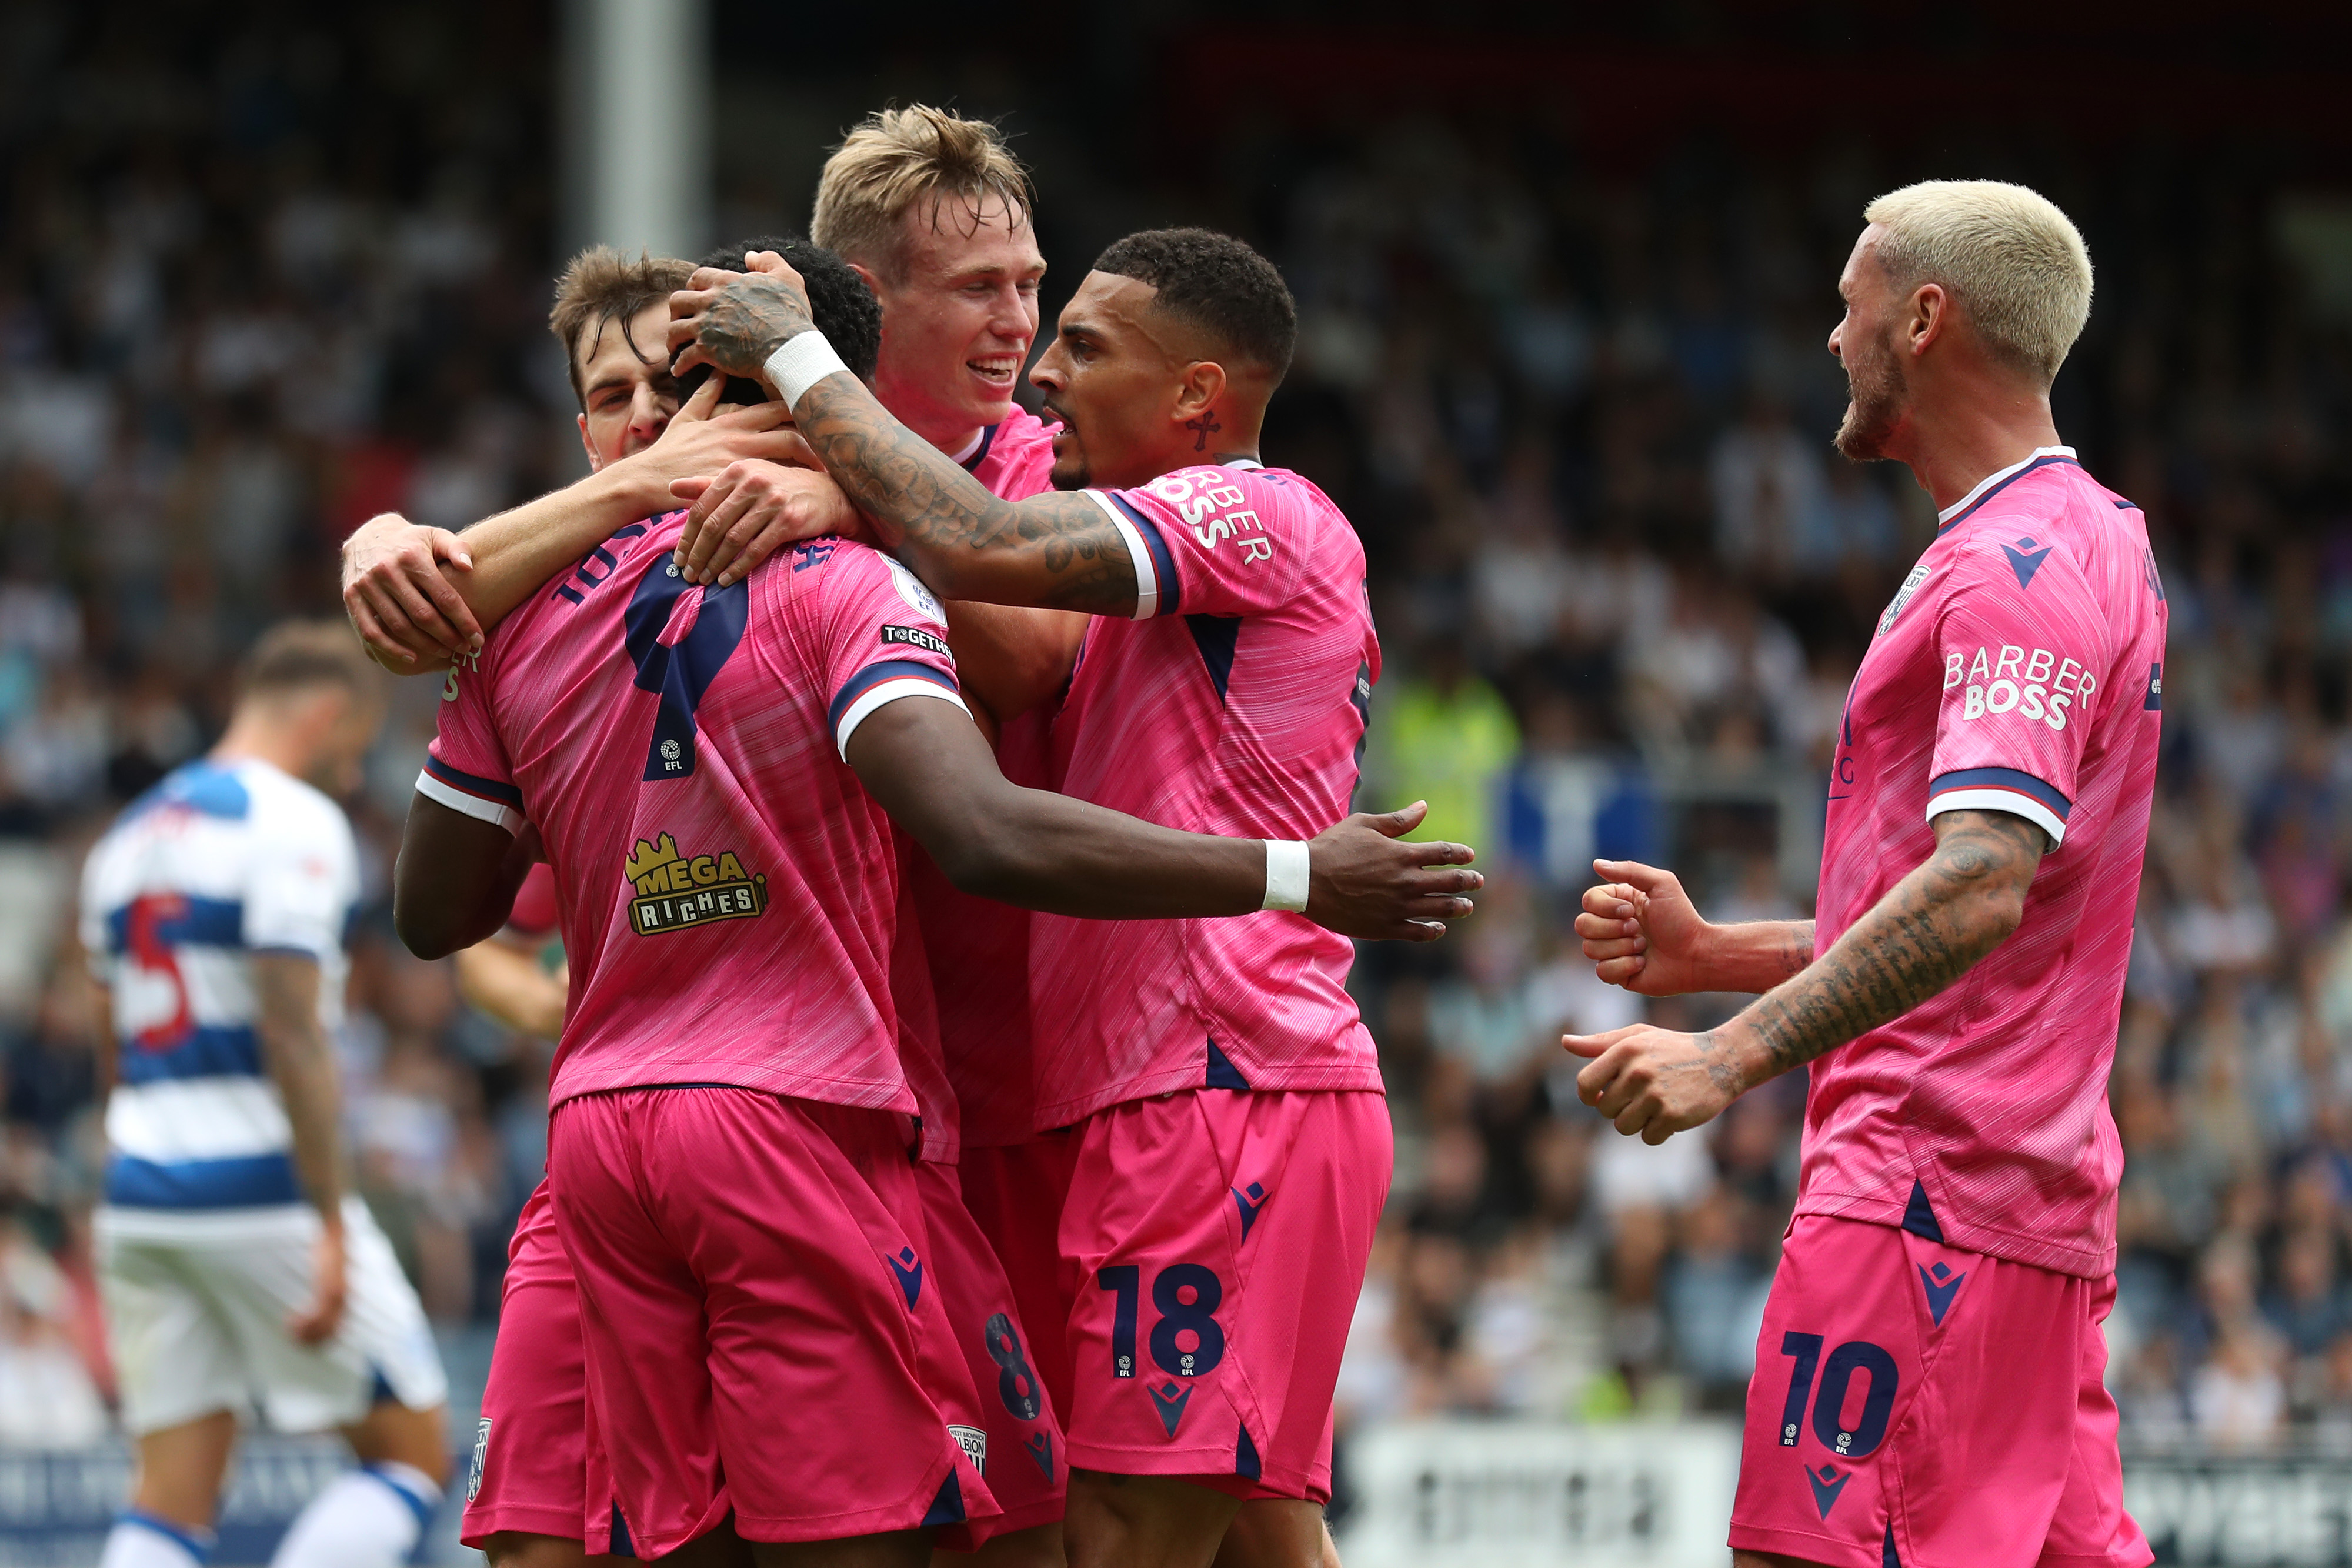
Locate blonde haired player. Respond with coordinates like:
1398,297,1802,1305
1570,181,2154,1567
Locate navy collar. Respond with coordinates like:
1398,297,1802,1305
957,424,998,473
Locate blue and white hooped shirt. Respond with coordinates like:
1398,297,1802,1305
79,758,359,1226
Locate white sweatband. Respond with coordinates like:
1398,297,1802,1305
1262,840,1310,913
763,331,850,406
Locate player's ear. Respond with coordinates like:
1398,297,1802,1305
1908,282,1947,359
1172,359,1226,421
577,412,600,473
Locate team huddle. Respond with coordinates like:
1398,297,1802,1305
81,105,2161,1568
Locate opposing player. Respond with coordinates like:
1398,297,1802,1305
82,623,451,1568
396,234,1470,1567
670,227,1396,1568
1568,182,2156,1567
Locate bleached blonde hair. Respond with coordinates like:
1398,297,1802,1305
811,105,1033,283
1863,180,2093,384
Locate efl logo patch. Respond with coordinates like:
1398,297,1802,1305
885,556,946,621
623,832,769,936
880,624,952,659
467,1417,491,1503
950,1423,987,1476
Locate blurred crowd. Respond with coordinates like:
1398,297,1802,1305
0,6,2348,1469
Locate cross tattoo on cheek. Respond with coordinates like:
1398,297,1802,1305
1185,412,1222,452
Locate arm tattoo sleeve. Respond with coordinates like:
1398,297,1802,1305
1732,810,2044,1081
792,375,1141,615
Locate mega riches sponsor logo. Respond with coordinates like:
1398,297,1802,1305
623,832,769,935
1944,643,2094,732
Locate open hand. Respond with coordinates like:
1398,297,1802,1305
1562,1022,1748,1144
1305,802,1482,942
669,251,815,382
341,513,478,671
1574,859,1716,996
670,457,859,586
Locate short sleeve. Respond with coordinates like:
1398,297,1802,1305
821,548,970,759
416,654,526,834
245,799,359,962
1087,465,1312,620
1924,541,2110,846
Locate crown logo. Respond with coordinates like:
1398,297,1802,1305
624,833,684,887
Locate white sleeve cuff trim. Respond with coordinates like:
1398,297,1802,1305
415,771,524,835
1086,489,1157,620
1926,789,2066,847
835,680,972,760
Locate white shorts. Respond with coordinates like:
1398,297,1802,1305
96,1196,448,1436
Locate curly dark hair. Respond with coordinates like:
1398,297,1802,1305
1091,228,1297,381
683,235,883,401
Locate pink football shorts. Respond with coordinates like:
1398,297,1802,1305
1057,1088,1390,1503
461,1183,598,1550
958,1134,1083,1418
1731,1213,2153,1568
549,1086,999,1556
916,1160,1068,1540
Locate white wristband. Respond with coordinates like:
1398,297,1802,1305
1262,840,1310,913
763,331,849,406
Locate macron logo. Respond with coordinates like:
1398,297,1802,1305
2001,536,2053,589
1807,1464,1850,1519
1149,1381,1193,1436
886,1247,923,1309
1919,1262,1966,1326
1232,1182,1268,1240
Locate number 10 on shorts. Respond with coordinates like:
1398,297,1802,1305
1098,1264,1227,1379
1777,1332,1899,1458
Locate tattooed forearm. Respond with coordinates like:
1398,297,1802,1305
691,274,812,378
1724,810,2044,1085
789,374,1142,615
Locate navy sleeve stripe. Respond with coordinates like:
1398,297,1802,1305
827,659,960,732
1111,494,1182,616
1927,766,2072,820
422,754,525,807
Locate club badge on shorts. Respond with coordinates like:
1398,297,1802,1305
467,1417,491,1503
950,1423,987,1476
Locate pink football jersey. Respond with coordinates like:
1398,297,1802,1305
911,404,1062,1151
419,512,968,1110
1806,448,2166,1279
962,402,1058,503
1023,461,1384,1129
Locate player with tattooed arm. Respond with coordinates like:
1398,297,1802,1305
1570,184,2157,1568
670,227,1401,1568
396,232,1472,1567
